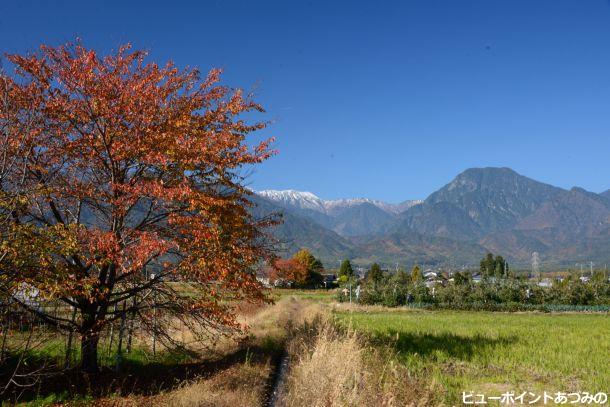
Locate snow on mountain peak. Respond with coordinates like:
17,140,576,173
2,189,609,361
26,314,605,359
257,189,326,211
257,189,421,214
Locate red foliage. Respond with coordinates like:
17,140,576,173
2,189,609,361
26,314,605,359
0,42,278,371
269,258,308,285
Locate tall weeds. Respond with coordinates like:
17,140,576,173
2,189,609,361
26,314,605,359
282,315,432,407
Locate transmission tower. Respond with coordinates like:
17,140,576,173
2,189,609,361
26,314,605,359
532,252,540,280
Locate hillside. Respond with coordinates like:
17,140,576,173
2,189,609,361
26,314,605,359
248,194,355,264
411,167,563,235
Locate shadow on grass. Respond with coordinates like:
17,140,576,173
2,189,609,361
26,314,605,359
373,330,519,361
1,338,283,404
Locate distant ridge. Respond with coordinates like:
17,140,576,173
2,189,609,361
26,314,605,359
257,189,421,236
257,189,422,216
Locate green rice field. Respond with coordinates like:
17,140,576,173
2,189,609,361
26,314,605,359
335,309,609,403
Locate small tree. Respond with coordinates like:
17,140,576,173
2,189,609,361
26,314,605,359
338,259,354,279
269,258,308,286
411,265,422,284
480,253,495,277
493,255,505,278
293,249,324,287
479,253,508,279
392,268,410,287
367,263,383,284
454,271,471,285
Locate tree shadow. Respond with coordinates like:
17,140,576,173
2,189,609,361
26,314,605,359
1,340,283,403
373,330,518,361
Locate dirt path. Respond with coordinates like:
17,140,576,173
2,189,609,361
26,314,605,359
262,296,322,407
267,350,290,406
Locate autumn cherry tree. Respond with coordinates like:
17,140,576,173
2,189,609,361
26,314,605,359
0,43,277,372
268,258,308,286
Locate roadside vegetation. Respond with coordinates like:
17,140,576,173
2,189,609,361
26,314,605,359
1,297,303,405
280,314,432,407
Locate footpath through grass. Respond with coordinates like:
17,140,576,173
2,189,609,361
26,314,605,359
335,307,609,403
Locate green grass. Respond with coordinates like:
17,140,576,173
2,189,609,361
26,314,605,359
272,288,336,302
5,330,190,369
335,309,609,403
2,331,201,405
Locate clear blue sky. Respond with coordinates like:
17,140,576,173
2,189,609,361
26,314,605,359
2,0,610,202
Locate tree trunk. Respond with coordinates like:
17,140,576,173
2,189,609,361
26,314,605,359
81,331,100,373
80,313,100,373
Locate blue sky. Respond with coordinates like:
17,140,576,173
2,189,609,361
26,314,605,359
2,0,610,202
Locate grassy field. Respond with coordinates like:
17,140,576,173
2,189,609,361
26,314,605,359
272,288,336,302
334,307,609,403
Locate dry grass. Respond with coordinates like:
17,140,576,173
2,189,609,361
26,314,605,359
89,296,323,407
151,361,272,407
281,315,433,407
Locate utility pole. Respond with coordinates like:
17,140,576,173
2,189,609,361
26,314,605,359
349,282,352,304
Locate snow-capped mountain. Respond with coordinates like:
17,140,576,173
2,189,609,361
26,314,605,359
256,190,422,237
257,190,327,212
324,198,422,215
257,190,421,216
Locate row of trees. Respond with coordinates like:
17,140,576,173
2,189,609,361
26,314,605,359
480,253,509,278
0,42,276,374
434,273,609,307
343,266,610,308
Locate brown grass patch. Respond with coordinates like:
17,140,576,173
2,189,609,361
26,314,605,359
281,315,434,407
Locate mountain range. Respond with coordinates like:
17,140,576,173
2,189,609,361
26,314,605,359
252,167,610,269
257,190,421,237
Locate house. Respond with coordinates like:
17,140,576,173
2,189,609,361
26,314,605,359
354,267,367,280
256,276,271,288
538,279,553,288
423,271,438,279
12,283,41,308
322,274,336,288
